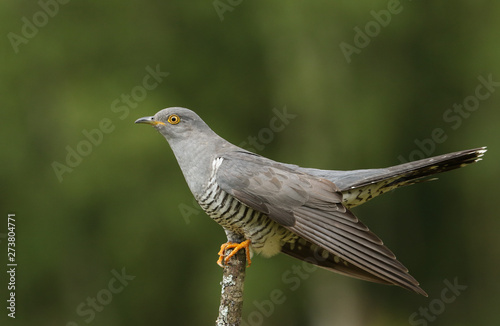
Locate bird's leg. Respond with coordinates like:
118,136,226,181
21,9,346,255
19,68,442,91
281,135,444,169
217,240,252,267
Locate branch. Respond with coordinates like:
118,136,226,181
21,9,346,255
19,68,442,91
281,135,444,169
215,247,247,326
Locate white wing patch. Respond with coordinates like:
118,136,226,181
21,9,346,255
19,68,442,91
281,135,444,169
212,157,224,175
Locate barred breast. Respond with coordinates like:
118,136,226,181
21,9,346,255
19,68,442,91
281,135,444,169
197,158,298,257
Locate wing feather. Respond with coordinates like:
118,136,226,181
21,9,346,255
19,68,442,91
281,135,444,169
216,151,426,295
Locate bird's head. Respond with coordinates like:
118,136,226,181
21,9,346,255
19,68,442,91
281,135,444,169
135,107,212,141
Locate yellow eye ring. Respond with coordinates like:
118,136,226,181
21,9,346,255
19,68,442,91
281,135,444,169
167,114,180,125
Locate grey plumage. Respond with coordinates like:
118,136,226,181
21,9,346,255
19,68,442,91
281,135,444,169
135,107,486,297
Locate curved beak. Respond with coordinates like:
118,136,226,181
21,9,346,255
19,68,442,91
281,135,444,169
134,116,165,126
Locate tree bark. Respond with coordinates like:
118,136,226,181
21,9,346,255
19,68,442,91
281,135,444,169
215,247,247,326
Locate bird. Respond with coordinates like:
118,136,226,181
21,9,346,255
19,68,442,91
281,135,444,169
135,107,486,297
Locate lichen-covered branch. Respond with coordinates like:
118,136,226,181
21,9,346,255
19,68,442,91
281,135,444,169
215,247,247,326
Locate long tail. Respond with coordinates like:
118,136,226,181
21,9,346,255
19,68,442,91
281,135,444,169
297,147,487,208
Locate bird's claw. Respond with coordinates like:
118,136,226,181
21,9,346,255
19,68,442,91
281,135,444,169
217,240,252,267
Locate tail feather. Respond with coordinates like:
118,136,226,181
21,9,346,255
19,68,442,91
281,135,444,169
354,147,486,189
297,147,486,208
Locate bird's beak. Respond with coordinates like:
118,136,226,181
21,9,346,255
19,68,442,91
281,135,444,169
134,116,166,126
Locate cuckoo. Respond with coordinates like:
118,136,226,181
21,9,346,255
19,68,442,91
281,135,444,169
135,107,486,297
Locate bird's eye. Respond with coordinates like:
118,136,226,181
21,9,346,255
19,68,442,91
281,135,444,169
167,114,180,125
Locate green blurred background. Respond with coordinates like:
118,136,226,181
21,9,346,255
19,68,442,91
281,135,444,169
1,1,499,325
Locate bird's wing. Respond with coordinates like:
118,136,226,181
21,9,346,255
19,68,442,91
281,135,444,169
216,151,426,295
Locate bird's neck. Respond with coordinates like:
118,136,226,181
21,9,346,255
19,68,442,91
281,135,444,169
167,131,235,198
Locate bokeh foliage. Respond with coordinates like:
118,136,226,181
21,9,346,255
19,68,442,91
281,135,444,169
1,1,499,325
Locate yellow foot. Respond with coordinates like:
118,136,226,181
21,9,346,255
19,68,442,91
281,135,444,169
217,240,252,267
